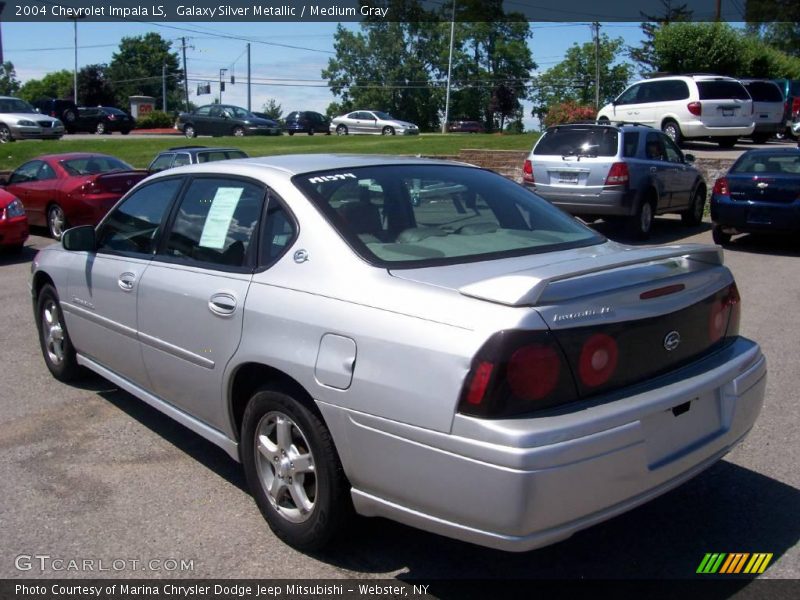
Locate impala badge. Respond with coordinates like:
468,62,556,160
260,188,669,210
757,182,769,189
664,330,681,352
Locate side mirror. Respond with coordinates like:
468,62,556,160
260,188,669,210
62,225,96,252
684,153,696,163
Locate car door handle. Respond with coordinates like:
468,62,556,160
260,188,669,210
118,272,136,291
650,167,658,173
208,292,237,317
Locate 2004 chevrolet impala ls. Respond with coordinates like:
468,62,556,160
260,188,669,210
30,155,766,552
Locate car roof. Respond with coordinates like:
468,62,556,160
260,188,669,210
737,148,800,157
25,152,117,161
150,153,471,178
162,146,243,153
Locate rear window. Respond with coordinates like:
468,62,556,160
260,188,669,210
61,156,132,175
697,81,750,101
534,127,618,157
732,152,800,174
744,82,783,102
294,164,603,268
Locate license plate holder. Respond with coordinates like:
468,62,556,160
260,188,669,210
722,108,734,117
558,172,579,184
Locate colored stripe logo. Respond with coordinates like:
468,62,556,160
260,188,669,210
697,553,773,574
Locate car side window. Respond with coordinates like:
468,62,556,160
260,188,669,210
645,133,667,161
260,196,297,265
623,132,640,157
172,153,191,167
37,163,57,180
195,106,211,116
616,84,641,105
97,179,183,256
148,154,175,173
9,161,44,184
162,178,265,269
662,135,685,163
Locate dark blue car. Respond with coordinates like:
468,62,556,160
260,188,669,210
710,148,800,245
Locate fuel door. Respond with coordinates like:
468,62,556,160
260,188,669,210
315,334,357,390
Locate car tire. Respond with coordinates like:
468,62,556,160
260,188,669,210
681,186,705,226
184,124,196,138
717,138,737,149
662,120,682,146
597,117,610,124
36,284,83,382
62,109,78,125
308,128,315,136
288,131,294,136
0,124,14,143
95,122,106,135
121,129,131,135
336,125,348,136
626,197,655,240
712,224,732,246
47,204,67,240
241,387,352,551
751,133,770,144
382,126,395,136
233,126,246,137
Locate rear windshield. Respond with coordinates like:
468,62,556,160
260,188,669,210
103,107,128,115
697,81,750,100
731,152,800,174
294,165,603,268
744,82,783,102
61,156,133,175
534,127,618,157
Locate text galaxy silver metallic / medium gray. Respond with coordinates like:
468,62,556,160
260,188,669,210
30,154,766,552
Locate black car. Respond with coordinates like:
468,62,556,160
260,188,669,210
147,146,249,174
710,148,800,245
32,98,79,132
176,105,281,138
284,111,330,135
74,106,135,135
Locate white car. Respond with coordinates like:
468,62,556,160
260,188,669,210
330,110,419,136
597,75,754,148
0,96,65,143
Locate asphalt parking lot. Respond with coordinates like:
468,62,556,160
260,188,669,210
0,221,798,584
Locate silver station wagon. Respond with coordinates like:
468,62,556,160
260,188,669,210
31,155,766,552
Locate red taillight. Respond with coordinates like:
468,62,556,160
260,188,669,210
466,361,494,405
507,344,561,401
712,177,729,196
687,101,702,116
80,180,104,195
578,333,619,388
605,162,629,186
522,159,534,184
792,98,800,118
709,283,741,344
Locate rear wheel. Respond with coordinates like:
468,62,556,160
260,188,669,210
681,186,705,226
662,120,682,146
36,284,82,382
626,197,655,240
184,124,196,138
288,131,294,136
717,137,737,149
95,122,106,135
232,126,246,137
336,125,348,136
47,204,67,240
121,129,131,135
751,133,770,144
382,126,395,136
241,387,352,550
712,224,732,246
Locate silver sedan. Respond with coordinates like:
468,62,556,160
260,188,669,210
31,154,765,552
0,96,65,142
330,110,419,135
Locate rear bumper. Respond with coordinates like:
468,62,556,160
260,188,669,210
682,120,754,139
533,185,635,216
711,194,800,234
751,122,783,135
322,338,766,552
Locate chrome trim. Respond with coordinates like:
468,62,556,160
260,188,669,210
137,331,216,369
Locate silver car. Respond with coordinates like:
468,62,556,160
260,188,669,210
330,110,419,136
31,155,766,552
0,96,65,143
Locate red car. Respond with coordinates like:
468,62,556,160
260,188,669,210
2,153,148,239
0,189,28,251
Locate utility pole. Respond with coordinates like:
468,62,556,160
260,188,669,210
715,0,722,21
180,37,190,111
593,22,601,110
441,0,456,134
162,64,167,112
247,43,251,111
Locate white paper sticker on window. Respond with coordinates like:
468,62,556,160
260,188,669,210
199,187,243,249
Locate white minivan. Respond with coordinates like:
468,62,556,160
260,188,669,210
597,75,754,148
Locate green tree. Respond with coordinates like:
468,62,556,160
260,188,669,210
107,33,182,110
488,84,517,131
531,35,632,124
746,23,800,59
18,70,73,102
78,64,116,107
628,0,693,76
651,23,745,76
0,62,21,96
260,98,282,120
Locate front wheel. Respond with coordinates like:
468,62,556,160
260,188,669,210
662,120,682,146
36,284,82,382
95,122,106,135
712,224,732,246
717,137,737,149
308,128,315,136
232,126,246,137
47,205,67,240
0,124,14,143
336,125,348,136
681,187,705,226
382,126,395,136
184,124,196,138
241,388,352,551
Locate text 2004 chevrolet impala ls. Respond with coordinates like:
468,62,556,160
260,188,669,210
30,155,766,551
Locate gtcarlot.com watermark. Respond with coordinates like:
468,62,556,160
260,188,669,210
15,554,195,573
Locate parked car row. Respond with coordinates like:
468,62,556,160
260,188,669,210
598,74,798,147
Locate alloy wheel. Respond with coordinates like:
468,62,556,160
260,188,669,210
41,299,66,366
